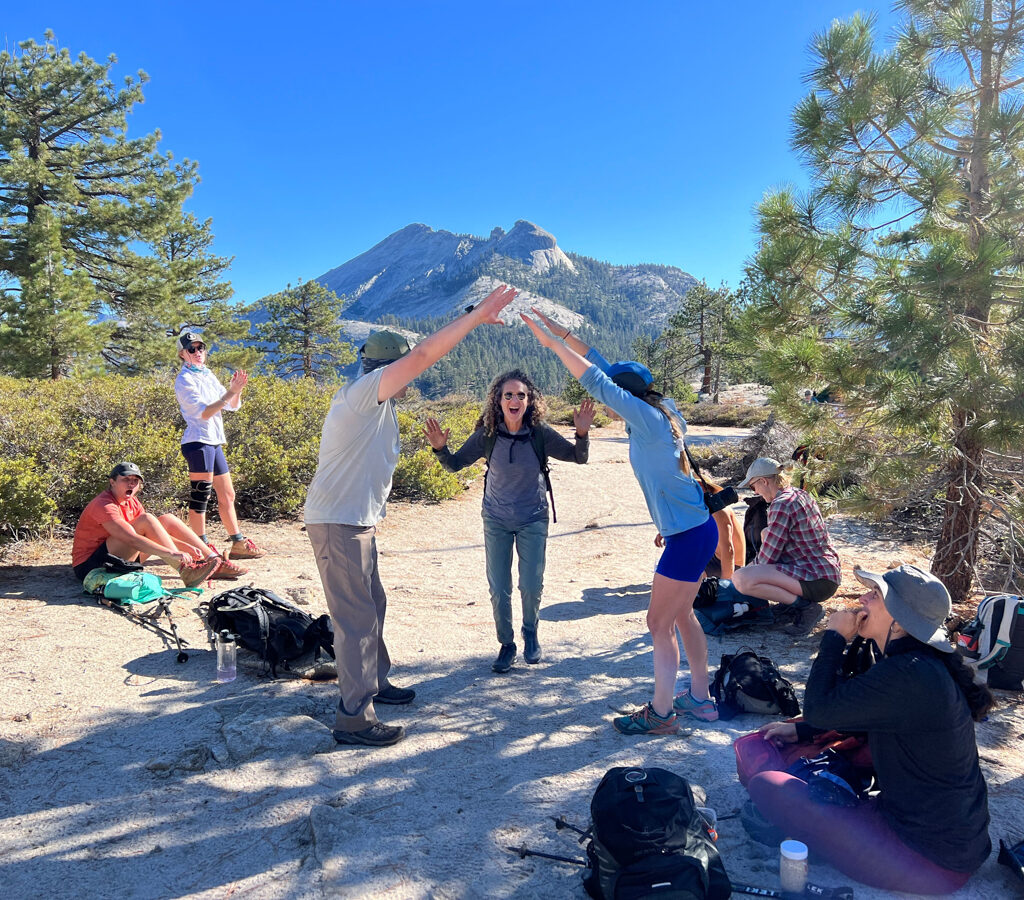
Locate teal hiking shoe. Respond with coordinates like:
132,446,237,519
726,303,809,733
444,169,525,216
673,689,719,722
612,702,680,735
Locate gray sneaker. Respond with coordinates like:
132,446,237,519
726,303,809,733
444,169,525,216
333,722,405,747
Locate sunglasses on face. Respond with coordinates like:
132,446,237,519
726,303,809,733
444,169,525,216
502,391,528,401
187,344,206,354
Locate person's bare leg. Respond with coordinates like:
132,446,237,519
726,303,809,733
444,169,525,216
732,564,803,604
676,606,711,699
187,469,214,537
212,472,240,536
159,513,215,558
647,573,702,717
105,513,184,568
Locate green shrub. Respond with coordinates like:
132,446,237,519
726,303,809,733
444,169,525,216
391,407,484,500
0,375,615,539
0,457,58,538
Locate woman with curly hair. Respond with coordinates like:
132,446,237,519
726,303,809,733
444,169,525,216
424,369,594,673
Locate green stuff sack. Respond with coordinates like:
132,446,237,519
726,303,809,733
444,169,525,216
83,569,168,605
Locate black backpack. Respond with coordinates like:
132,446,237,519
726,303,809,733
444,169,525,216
583,767,731,900
710,649,801,720
203,586,335,678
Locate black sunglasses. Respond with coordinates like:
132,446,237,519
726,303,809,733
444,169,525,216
187,344,206,353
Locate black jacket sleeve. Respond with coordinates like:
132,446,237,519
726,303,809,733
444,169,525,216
803,631,940,733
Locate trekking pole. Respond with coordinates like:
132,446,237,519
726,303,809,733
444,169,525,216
98,598,181,643
506,844,586,866
732,883,854,900
551,815,590,843
158,597,190,663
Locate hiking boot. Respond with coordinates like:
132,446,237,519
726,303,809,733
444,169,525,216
208,549,248,580
333,722,405,747
783,601,824,637
673,689,720,722
522,628,541,664
178,556,222,588
492,642,517,673
374,683,416,705
612,702,680,736
228,537,266,560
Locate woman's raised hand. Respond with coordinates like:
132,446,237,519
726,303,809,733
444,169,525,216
474,284,518,324
531,307,570,339
423,417,450,450
228,369,249,394
519,312,558,348
574,397,596,434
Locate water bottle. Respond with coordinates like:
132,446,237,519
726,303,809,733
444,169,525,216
779,839,809,893
216,631,237,683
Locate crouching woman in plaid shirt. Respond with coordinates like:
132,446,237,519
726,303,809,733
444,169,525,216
731,457,840,609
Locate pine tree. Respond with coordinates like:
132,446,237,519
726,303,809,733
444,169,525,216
0,34,225,376
251,280,356,378
0,208,106,377
747,3,1024,601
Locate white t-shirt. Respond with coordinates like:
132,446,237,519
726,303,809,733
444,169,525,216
303,368,400,527
174,367,240,446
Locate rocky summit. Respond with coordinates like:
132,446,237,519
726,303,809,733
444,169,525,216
314,219,696,330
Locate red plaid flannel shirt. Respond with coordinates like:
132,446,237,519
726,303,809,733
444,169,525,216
755,487,841,583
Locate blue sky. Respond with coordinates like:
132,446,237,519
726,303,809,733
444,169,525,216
4,1,896,305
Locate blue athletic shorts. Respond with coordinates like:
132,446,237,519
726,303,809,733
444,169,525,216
655,516,719,583
181,441,229,476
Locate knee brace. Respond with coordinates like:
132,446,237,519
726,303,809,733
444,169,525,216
189,479,213,513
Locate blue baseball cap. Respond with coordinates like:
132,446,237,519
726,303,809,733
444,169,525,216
607,361,653,396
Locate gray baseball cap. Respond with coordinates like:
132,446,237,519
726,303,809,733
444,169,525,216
854,564,953,653
738,457,783,489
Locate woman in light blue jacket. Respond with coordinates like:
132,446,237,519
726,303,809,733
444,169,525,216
523,309,718,736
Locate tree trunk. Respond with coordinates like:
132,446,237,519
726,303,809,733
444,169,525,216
931,423,985,605
700,347,713,395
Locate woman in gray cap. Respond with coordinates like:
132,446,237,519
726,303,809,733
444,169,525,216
731,456,841,616
747,564,992,894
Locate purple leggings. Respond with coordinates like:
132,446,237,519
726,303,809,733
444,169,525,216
747,771,971,895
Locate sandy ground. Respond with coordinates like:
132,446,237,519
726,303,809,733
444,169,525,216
1,421,1022,900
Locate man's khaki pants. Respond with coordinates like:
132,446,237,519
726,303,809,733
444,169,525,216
307,523,392,732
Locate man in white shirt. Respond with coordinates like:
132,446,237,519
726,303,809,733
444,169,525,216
306,285,516,747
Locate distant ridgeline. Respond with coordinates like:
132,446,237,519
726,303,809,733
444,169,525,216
256,220,697,397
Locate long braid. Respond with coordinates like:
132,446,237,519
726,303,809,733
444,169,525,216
639,390,692,476
939,651,996,722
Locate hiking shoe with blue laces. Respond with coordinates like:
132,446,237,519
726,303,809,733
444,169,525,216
673,689,719,722
612,703,679,735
